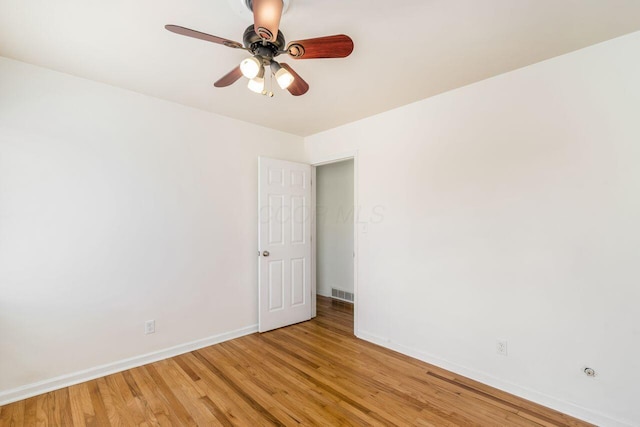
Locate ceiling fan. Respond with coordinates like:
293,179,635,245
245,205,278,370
165,0,354,97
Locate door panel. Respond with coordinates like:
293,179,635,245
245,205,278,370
268,260,284,311
291,196,306,244
259,157,312,332
268,195,285,244
291,258,305,306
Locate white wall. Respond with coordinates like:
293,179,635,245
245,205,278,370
0,57,305,400
316,160,354,297
305,32,640,427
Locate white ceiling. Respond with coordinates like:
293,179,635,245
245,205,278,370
1,0,640,136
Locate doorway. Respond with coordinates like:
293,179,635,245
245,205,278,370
257,155,357,334
313,159,355,325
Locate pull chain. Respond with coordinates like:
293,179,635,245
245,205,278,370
264,67,274,97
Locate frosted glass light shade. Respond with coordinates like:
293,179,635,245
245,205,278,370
240,57,262,79
275,67,294,89
247,76,265,93
269,61,295,90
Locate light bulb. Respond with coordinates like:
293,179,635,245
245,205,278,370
270,61,295,90
240,57,262,79
247,76,265,93
275,68,294,89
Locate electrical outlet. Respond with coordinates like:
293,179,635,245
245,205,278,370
496,339,508,356
144,320,155,335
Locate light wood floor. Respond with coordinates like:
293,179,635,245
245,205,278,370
1,296,591,426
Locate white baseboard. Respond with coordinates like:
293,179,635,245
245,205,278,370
0,324,258,406
316,289,332,297
357,330,632,427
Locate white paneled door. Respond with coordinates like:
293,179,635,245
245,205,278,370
258,157,312,333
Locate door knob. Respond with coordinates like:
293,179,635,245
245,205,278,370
262,251,270,257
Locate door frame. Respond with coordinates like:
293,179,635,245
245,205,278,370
310,151,359,335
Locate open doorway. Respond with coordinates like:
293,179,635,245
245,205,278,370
257,155,356,334
313,159,355,327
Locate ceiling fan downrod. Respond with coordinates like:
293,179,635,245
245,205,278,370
244,0,284,41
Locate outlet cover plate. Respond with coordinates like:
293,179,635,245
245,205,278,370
145,320,155,335
496,339,508,356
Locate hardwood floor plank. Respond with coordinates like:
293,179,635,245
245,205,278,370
223,338,380,426
221,339,377,426
0,405,8,426
192,349,284,426
179,352,281,426
119,371,161,426
198,395,234,427
250,334,405,426
260,331,471,426
86,380,110,426
2,398,24,427
0,296,594,427
34,392,49,427
226,339,384,425
154,358,223,426
143,364,198,426
96,376,135,426
46,388,73,426
68,385,90,427
58,388,74,425
201,345,302,426
109,371,159,427
127,366,185,426
22,396,37,426
173,357,201,383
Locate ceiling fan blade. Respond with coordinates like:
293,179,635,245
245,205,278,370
280,63,309,96
251,0,283,42
214,66,244,88
286,35,354,59
165,25,243,49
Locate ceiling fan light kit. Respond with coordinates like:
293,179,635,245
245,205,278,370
165,0,354,97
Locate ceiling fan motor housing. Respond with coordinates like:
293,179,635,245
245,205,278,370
243,25,285,59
